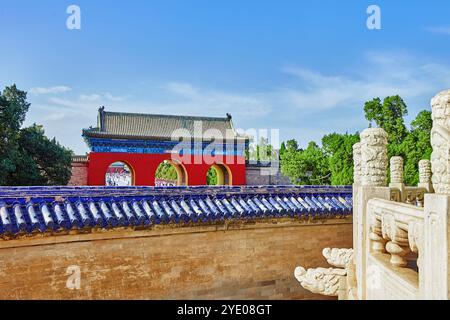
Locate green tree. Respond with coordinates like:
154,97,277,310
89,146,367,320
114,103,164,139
397,110,432,185
364,95,408,147
248,137,276,161
285,139,299,152
322,132,360,185
279,142,287,158
155,161,178,181
206,167,218,185
0,85,72,186
364,95,432,185
0,84,30,185
280,141,330,185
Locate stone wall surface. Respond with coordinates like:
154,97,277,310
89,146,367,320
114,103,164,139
0,219,352,300
245,166,291,185
68,162,88,186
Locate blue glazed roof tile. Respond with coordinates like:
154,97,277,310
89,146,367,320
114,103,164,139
0,185,352,237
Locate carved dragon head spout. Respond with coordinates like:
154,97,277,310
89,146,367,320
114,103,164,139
294,266,346,297
322,248,354,268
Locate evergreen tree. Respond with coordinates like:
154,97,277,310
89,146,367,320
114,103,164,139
0,85,72,186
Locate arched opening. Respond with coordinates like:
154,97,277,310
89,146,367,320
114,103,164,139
206,164,232,186
105,161,134,186
155,160,188,186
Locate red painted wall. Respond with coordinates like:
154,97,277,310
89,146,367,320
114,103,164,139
87,152,246,186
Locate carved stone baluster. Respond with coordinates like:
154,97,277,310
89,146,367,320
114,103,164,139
360,128,388,187
390,189,401,202
369,215,386,253
408,220,423,270
382,214,410,267
416,191,425,208
405,190,416,205
430,89,450,195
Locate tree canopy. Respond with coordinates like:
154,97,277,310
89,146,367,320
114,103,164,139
280,141,331,185
280,95,432,186
322,132,360,185
155,161,178,181
0,85,73,186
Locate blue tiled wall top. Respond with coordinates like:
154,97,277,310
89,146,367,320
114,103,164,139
0,185,352,236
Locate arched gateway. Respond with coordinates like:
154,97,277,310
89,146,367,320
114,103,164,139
81,107,248,186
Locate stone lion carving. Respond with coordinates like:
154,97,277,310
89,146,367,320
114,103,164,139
294,266,346,296
322,248,354,268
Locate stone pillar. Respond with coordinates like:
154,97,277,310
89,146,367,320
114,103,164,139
353,142,362,185
422,90,450,299
423,193,450,299
360,128,388,187
430,89,450,195
354,128,390,300
418,160,433,193
352,142,362,275
390,156,404,184
389,156,405,201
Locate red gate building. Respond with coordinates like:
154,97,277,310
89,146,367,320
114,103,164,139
75,107,248,186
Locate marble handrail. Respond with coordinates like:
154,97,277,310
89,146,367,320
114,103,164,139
367,198,424,268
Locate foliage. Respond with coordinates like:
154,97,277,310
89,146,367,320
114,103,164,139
396,110,432,185
364,95,408,145
280,141,331,185
206,167,218,185
0,84,73,186
248,137,277,161
155,161,178,181
322,133,360,185
280,95,432,186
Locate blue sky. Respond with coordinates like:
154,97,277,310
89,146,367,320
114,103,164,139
1,0,450,154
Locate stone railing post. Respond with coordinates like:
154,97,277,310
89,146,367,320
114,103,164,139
360,128,388,187
430,89,450,195
353,142,362,185
389,156,405,202
422,89,450,299
390,156,404,185
363,129,389,254
354,128,389,300
418,160,433,193
352,142,362,274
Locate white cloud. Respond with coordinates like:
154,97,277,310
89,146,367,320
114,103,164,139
24,51,450,153
29,86,72,95
79,94,101,102
425,26,450,35
104,92,125,102
48,97,81,109
164,82,200,98
80,92,125,102
163,81,272,118
277,51,450,113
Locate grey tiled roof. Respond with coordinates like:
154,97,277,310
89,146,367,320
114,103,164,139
72,155,89,163
83,108,243,141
